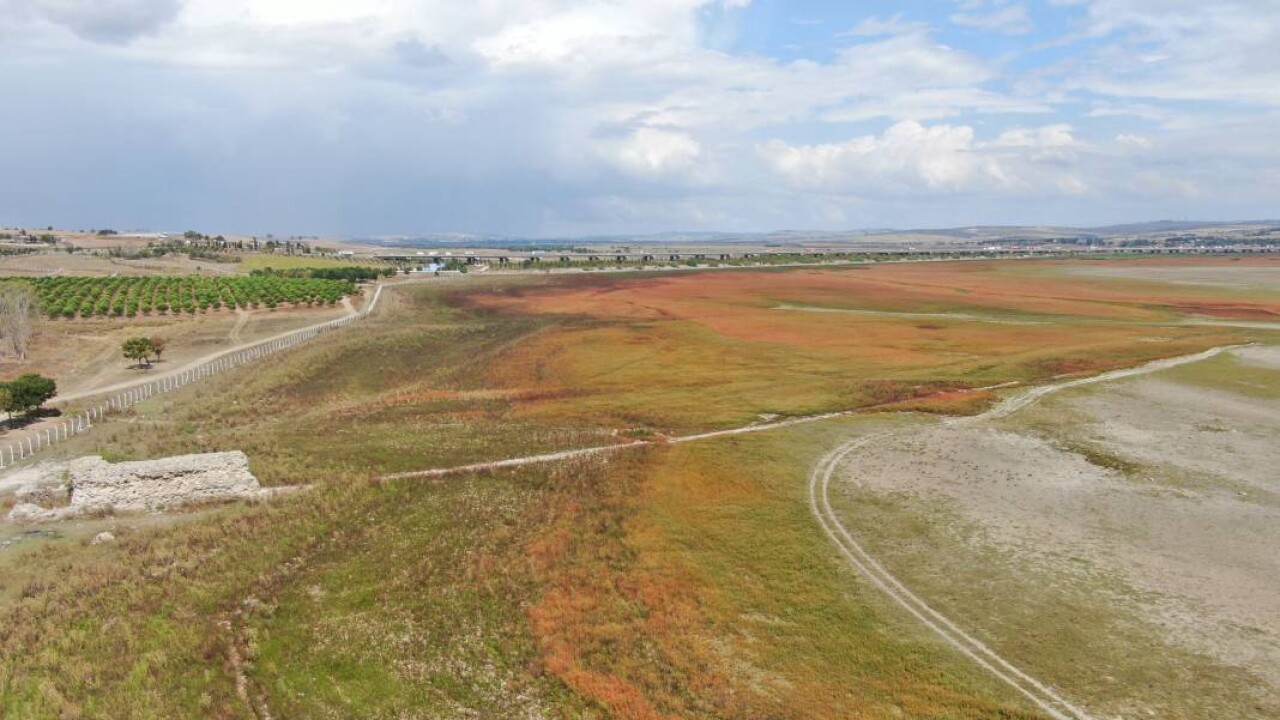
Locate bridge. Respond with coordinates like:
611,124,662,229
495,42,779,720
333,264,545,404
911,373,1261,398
372,245,1277,265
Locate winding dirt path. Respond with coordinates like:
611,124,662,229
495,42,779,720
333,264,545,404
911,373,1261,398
377,344,1240,720
51,285,389,406
809,433,1093,720
227,309,250,346
808,345,1244,720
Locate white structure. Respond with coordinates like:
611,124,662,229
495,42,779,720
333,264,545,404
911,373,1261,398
8,451,271,522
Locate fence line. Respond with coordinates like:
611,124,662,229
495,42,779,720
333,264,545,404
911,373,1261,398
0,284,386,470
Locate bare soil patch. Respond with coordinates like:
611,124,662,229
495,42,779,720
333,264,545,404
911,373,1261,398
1063,259,1280,291
829,345,1280,716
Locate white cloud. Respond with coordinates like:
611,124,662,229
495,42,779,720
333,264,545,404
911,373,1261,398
603,128,705,178
759,121,1095,197
759,121,997,194
1116,133,1153,149
841,13,929,38
1,0,1278,233
989,124,1076,149
951,2,1034,35
822,87,1049,122
471,2,705,69
1052,0,1280,106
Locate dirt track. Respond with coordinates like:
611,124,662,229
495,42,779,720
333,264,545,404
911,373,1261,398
813,342,1279,717
797,351,1237,720
381,345,1252,720
52,284,387,406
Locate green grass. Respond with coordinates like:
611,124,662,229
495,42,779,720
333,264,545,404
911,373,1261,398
629,420,1042,719
2,264,1273,718
245,473,588,719
0,280,1043,719
1156,349,1280,400
40,284,609,482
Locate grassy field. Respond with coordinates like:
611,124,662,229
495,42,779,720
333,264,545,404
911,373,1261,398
469,259,1269,430
0,249,389,279
236,254,393,273
1,257,1277,718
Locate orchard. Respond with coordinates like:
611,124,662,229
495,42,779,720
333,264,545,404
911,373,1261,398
19,276,356,319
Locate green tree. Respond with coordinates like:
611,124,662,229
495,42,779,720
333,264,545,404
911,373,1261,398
122,337,155,368
3,374,56,416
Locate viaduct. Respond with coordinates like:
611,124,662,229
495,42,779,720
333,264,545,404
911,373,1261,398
373,245,1278,266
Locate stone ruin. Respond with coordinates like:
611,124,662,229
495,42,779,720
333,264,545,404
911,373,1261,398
7,451,275,523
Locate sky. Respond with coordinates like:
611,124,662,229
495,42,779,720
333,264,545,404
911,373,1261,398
1,0,1278,237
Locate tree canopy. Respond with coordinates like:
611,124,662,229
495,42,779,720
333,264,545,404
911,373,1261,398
3,374,56,416
122,337,155,367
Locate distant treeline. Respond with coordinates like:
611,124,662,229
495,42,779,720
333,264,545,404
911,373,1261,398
250,266,395,282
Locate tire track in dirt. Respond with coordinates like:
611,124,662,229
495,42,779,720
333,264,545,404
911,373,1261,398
808,345,1245,720
809,433,1093,720
963,344,1243,423
52,283,393,405
233,345,1239,717
228,309,250,346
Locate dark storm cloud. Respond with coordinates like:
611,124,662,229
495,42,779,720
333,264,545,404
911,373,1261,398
3,0,184,44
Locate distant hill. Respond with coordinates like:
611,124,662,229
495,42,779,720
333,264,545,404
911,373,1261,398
344,220,1280,250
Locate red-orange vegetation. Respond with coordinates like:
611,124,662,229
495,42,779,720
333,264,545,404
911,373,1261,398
525,452,753,719
457,260,1260,431
880,389,998,415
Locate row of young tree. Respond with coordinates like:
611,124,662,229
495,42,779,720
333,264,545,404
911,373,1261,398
249,266,394,282
26,275,355,318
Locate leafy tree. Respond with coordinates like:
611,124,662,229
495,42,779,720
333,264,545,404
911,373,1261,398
3,374,56,416
122,337,154,368
148,336,167,361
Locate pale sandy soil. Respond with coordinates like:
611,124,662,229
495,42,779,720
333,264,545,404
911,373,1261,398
0,251,240,277
0,305,347,398
0,305,350,453
833,345,1280,698
1063,262,1280,290
1234,344,1280,367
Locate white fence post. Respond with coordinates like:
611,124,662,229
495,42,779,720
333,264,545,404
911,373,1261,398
18,292,376,454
